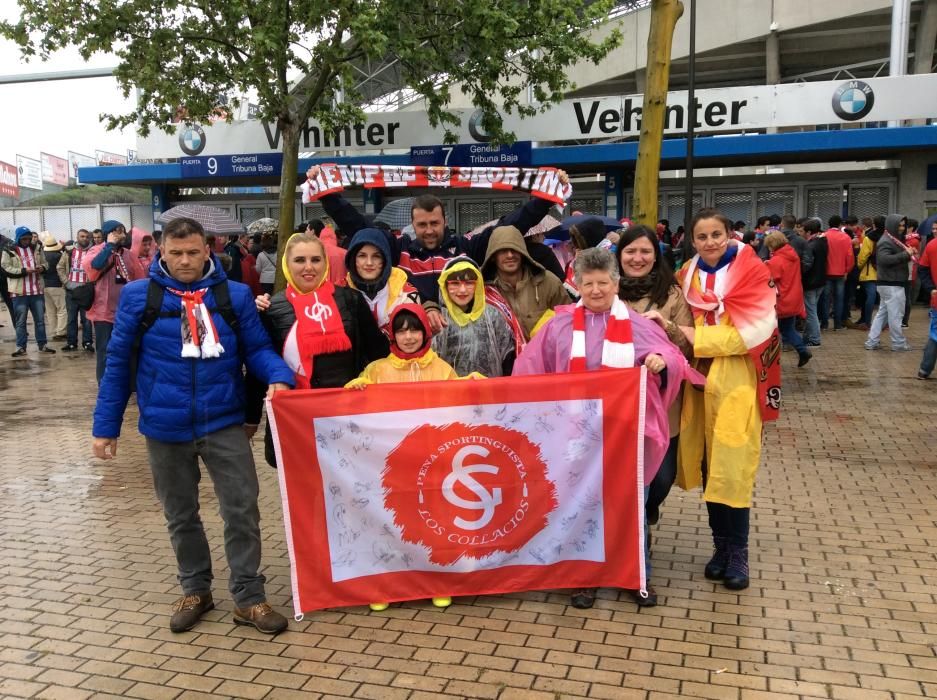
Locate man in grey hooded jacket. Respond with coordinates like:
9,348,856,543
865,213,914,351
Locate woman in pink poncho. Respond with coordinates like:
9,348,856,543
513,247,700,610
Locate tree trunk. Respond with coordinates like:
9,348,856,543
632,0,684,226
274,120,301,292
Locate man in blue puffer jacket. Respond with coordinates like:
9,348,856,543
92,217,295,635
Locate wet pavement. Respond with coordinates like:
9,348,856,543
1,308,936,700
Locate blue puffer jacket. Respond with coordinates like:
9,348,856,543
93,254,294,442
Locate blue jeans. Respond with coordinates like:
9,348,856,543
859,281,877,325
825,277,846,328
66,290,93,347
643,484,652,580
94,321,113,383
778,316,807,354
803,288,822,344
12,294,47,350
145,425,267,607
921,338,937,377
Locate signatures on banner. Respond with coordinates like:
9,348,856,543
315,399,607,579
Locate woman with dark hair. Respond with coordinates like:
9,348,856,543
675,208,781,592
617,225,694,532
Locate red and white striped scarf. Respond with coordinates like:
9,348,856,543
165,288,225,359
569,296,635,372
69,247,89,283
13,246,41,296
112,250,130,283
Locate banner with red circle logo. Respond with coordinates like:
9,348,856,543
268,369,647,615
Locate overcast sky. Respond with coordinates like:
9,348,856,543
0,5,136,169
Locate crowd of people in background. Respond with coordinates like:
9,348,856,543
2,180,933,635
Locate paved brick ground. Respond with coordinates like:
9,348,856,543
1,306,935,700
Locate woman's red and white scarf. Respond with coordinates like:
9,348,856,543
569,296,635,371
166,288,225,358
282,281,352,389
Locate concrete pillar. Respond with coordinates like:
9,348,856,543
913,0,937,75
605,169,625,219
634,68,647,94
765,31,781,134
890,0,912,127
150,184,170,232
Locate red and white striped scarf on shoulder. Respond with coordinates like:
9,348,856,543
13,246,41,295
569,296,635,371
165,288,225,359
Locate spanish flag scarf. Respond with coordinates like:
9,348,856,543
679,241,781,422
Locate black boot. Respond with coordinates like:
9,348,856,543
704,536,729,580
797,350,812,367
723,545,750,590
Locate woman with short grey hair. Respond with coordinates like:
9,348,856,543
573,247,620,285
514,242,699,610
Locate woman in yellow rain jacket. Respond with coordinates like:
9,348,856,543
676,208,781,591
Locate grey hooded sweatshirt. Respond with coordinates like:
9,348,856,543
874,213,910,286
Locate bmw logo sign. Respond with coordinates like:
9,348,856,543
179,124,206,155
468,109,493,142
832,80,874,121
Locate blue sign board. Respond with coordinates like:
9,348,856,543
180,153,283,178
410,142,532,168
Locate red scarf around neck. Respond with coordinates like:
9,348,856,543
283,281,352,389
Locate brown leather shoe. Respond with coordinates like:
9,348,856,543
233,601,288,635
170,592,214,633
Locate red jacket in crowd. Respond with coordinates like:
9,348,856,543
766,244,806,319
823,228,855,277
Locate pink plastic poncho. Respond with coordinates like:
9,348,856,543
513,303,701,484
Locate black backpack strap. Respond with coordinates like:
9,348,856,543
129,280,165,392
211,280,240,333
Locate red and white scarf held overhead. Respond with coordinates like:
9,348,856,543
569,296,635,372
166,288,225,358
282,281,352,389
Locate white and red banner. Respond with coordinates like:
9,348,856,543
268,369,646,615
0,161,19,199
41,153,69,186
301,164,572,206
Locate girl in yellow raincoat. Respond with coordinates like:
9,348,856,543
345,302,481,611
675,209,781,592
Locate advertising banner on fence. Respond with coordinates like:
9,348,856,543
41,152,69,186
268,369,647,615
16,155,42,191
95,150,128,166
136,74,937,158
0,161,19,199
67,152,96,184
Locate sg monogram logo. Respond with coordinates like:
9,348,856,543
442,446,503,531
384,422,557,565
304,293,333,332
